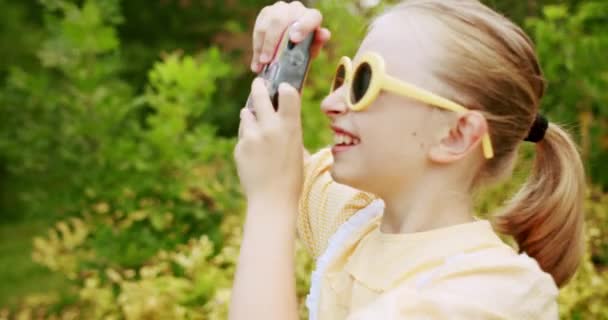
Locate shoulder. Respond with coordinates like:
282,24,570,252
349,246,559,320
419,245,559,319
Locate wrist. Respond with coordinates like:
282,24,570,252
247,192,300,211
246,196,298,226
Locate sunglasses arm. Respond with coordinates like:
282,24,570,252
381,75,494,159
381,75,468,113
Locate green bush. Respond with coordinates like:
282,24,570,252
0,0,606,319
526,2,608,185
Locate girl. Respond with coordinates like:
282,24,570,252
230,0,586,319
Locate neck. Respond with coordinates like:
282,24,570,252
378,173,476,234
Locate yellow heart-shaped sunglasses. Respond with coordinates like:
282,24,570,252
330,52,494,159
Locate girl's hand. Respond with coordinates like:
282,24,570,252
235,78,304,204
251,1,331,72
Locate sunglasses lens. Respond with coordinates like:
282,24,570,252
351,62,372,104
332,64,346,92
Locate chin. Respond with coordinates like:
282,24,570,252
330,164,367,191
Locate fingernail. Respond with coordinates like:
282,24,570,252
251,62,259,72
291,22,300,32
291,31,302,41
260,53,271,63
290,22,302,41
279,82,291,91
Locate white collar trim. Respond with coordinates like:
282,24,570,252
306,199,384,320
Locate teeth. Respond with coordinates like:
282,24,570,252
333,133,359,146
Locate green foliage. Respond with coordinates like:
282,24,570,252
0,0,131,220
0,0,606,319
0,0,43,75
526,1,608,185
1,0,245,317
0,220,71,308
1,0,243,314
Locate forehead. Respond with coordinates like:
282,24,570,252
354,10,442,86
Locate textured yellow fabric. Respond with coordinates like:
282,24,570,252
298,149,559,319
319,221,559,320
339,221,559,319
297,148,376,258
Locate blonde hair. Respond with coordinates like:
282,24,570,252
386,0,586,287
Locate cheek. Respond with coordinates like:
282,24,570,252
331,99,438,189
361,132,424,179
338,118,422,191
360,105,431,159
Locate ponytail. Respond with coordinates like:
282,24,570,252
494,123,586,287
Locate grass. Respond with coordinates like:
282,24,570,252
0,218,71,307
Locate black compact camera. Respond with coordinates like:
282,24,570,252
247,27,316,111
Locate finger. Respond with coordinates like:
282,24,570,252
287,0,305,11
252,32,264,72
259,3,290,64
250,78,275,125
316,27,331,43
311,44,322,60
287,1,307,21
238,107,248,139
277,82,301,123
252,7,270,72
311,28,331,59
239,106,259,140
290,9,322,42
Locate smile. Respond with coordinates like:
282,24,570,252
333,133,360,146
331,126,360,155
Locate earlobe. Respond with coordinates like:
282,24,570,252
428,111,487,164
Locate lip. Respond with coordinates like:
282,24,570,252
331,144,356,155
331,125,360,156
331,125,359,139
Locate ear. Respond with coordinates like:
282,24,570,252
428,111,488,164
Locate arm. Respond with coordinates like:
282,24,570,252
229,199,298,320
231,1,331,316
230,78,303,319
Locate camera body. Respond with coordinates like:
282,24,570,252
248,28,316,110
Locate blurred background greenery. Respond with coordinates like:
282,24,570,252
0,0,606,319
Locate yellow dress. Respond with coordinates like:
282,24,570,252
297,148,559,320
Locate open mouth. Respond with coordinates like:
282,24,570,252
331,126,360,154
333,133,360,146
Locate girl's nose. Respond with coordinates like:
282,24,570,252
321,87,349,119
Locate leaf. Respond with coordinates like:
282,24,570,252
542,5,568,20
